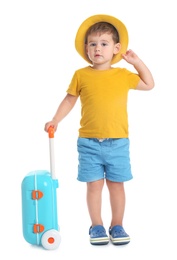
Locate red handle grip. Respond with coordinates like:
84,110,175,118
48,126,54,138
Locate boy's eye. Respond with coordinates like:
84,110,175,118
90,43,96,47
89,43,108,47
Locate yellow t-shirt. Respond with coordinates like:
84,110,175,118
67,66,140,138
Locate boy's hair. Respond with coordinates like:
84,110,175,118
85,22,119,44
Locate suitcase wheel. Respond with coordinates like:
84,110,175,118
41,229,61,250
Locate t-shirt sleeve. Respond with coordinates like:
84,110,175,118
66,71,80,96
125,69,140,89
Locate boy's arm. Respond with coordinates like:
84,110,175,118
44,93,78,132
122,49,155,90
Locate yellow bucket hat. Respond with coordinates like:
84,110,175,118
75,14,129,65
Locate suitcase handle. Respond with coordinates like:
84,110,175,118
48,126,56,179
48,126,54,138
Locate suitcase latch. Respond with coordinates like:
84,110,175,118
33,224,44,233
32,190,43,200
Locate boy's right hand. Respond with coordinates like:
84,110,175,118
44,120,58,133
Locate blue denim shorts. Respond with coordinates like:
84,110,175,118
77,138,133,182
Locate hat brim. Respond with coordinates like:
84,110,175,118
75,14,129,65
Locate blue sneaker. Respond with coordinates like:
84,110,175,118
109,225,130,245
89,225,109,245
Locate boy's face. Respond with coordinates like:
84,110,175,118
85,32,121,67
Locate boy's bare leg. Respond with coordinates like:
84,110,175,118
106,180,125,227
86,179,104,226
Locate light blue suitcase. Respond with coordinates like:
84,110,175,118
21,127,61,250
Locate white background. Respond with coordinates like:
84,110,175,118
1,0,177,259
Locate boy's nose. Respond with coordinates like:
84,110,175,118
95,46,100,52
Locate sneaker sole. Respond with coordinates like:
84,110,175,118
110,235,130,245
90,237,109,245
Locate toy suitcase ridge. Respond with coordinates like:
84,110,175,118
21,127,61,250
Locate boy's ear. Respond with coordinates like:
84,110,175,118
114,43,121,54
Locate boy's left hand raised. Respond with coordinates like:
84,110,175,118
122,49,140,65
